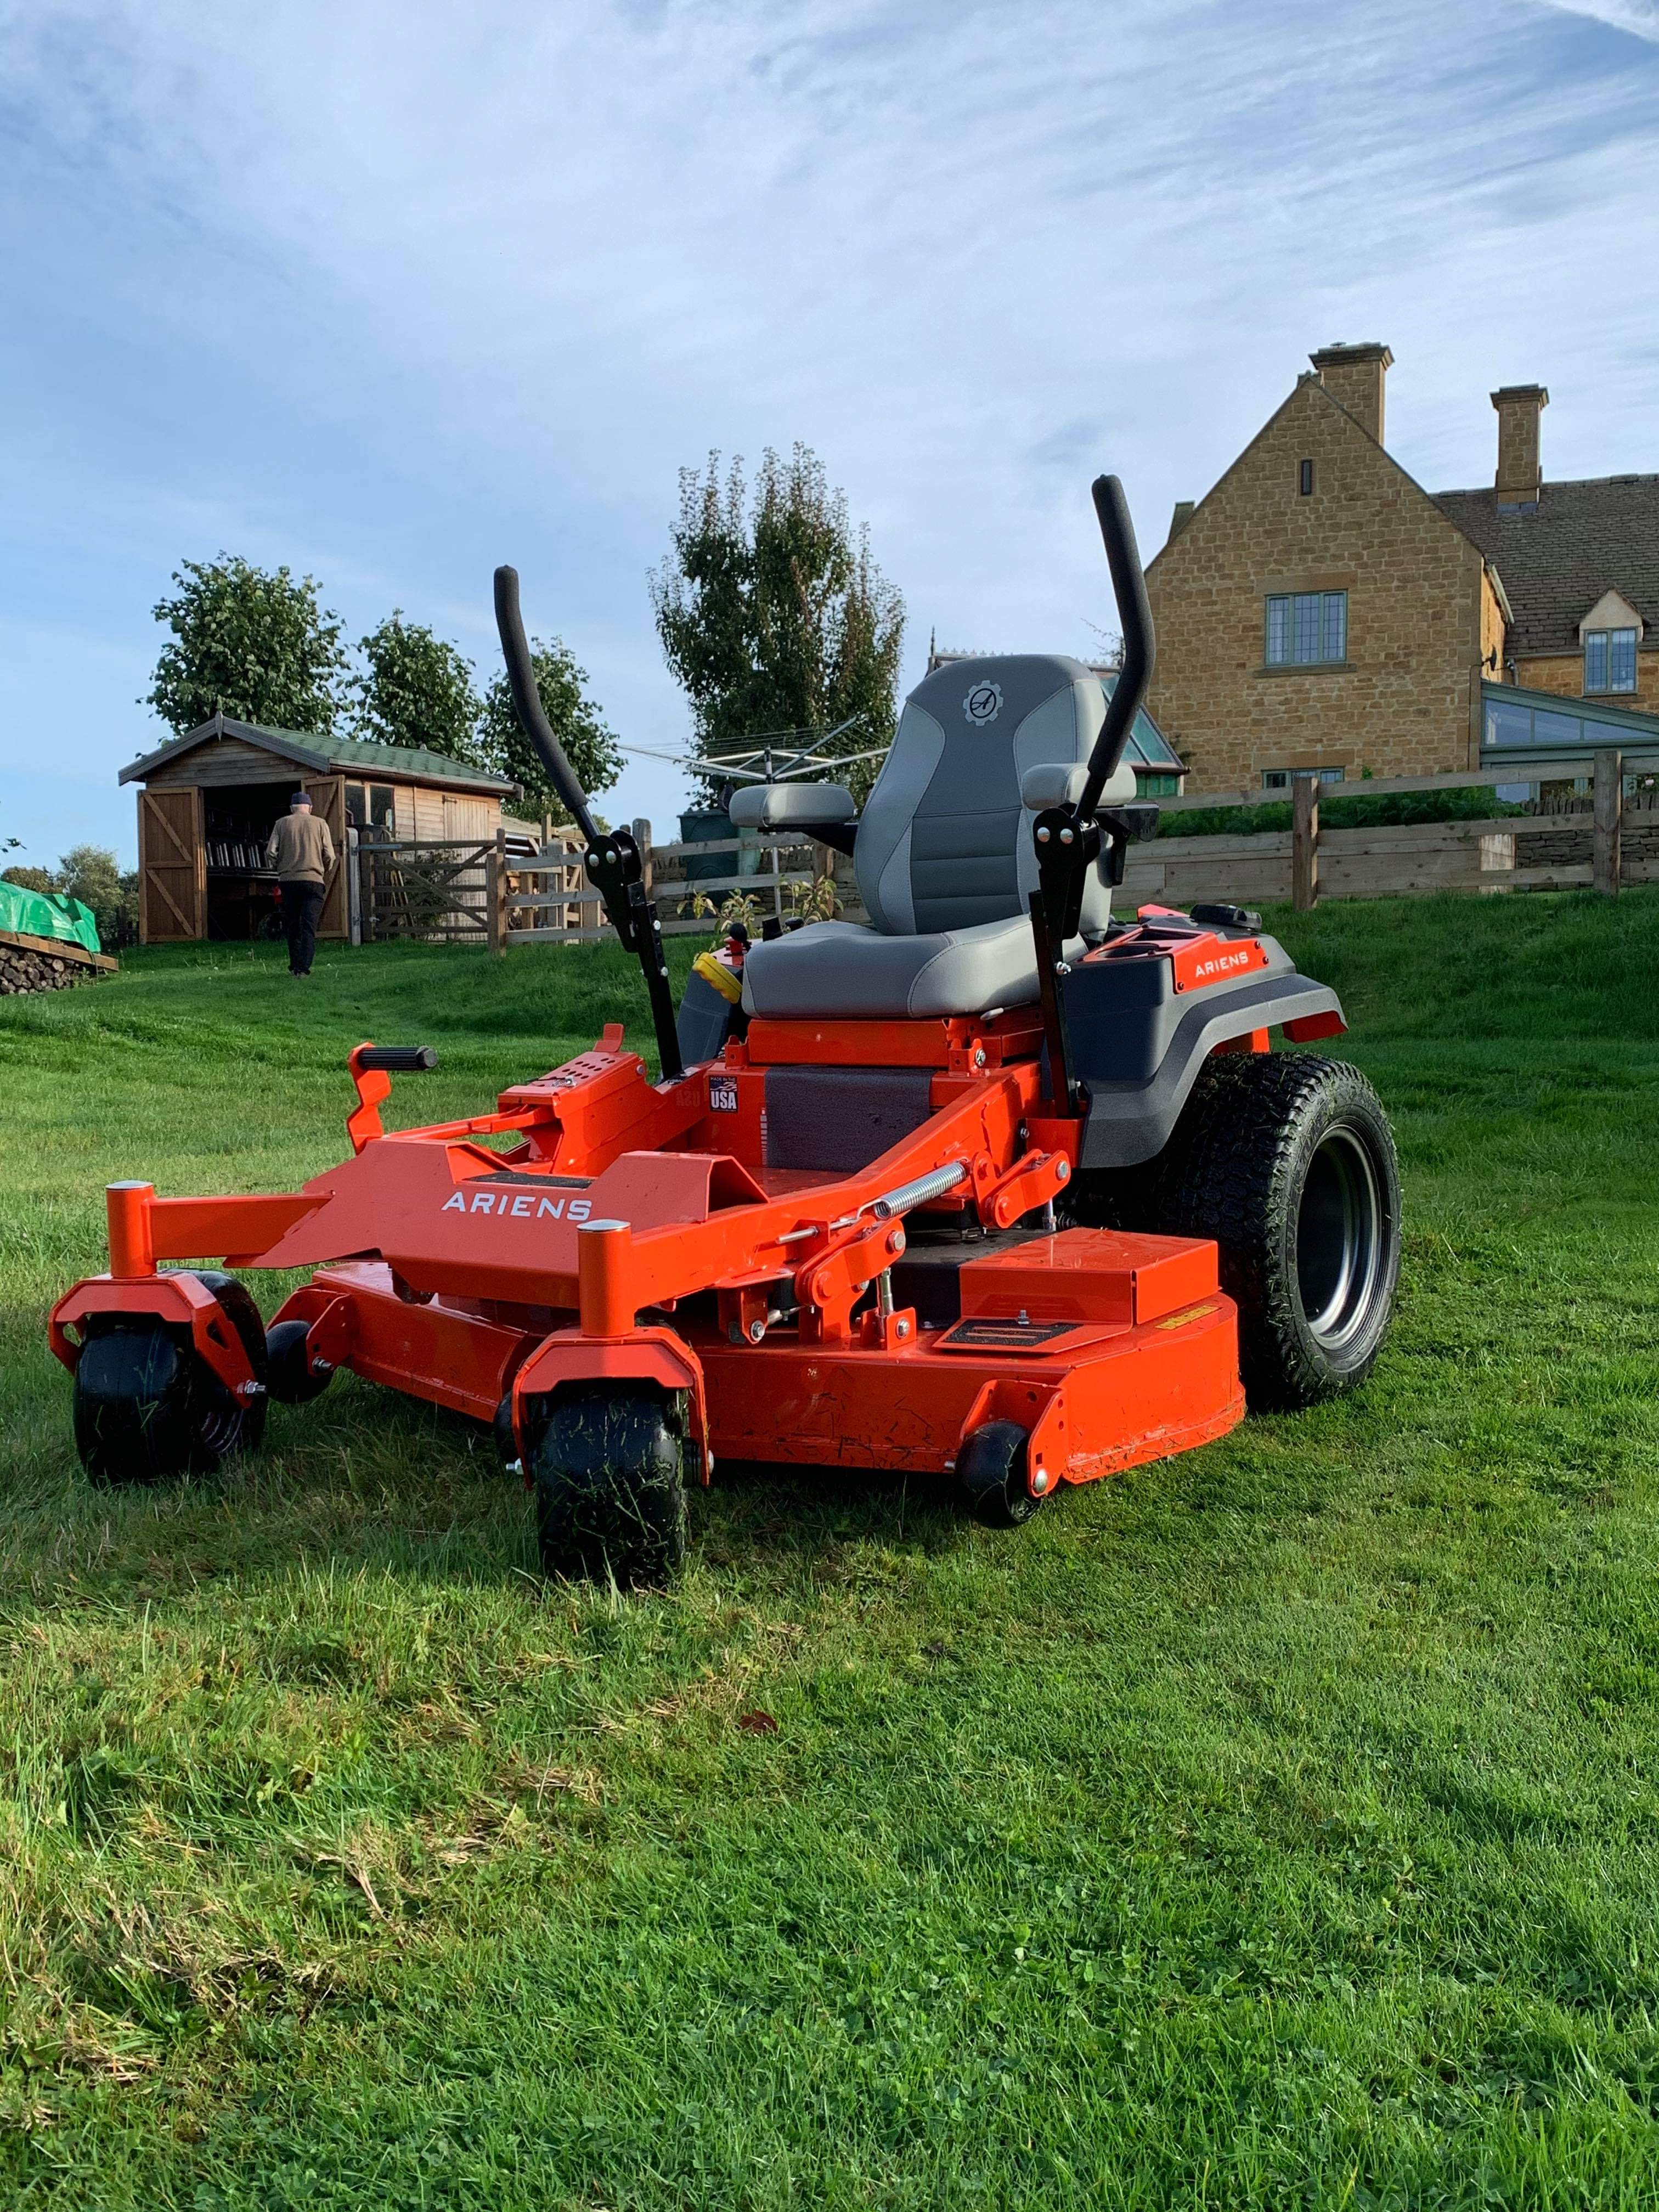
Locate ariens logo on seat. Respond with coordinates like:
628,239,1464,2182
441,1190,593,1220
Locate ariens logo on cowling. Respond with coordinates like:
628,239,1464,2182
441,1190,592,1220
1194,950,1253,980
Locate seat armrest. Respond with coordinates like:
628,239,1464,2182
729,782,856,831
1020,760,1138,812
1019,763,1088,812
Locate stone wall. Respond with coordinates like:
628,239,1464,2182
1512,651,1659,713
0,943,104,995
1145,375,1489,794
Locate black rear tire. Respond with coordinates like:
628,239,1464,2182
957,1419,1043,1528
1158,1054,1400,1409
527,1384,688,1588
72,1271,268,1485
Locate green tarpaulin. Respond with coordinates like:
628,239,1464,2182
0,879,102,956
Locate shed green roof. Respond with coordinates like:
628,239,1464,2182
121,712,518,796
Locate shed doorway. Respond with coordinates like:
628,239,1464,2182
204,781,300,940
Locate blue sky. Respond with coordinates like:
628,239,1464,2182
3,0,1657,866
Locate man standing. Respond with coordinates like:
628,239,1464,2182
264,791,336,977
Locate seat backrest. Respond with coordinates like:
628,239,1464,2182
855,655,1131,936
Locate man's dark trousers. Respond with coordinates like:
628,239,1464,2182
280,881,325,975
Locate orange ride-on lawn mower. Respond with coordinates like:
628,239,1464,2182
49,476,1401,1585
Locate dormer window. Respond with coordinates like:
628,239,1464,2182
1584,628,1637,695
1578,589,1643,696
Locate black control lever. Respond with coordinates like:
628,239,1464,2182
1028,475,1160,1116
494,567,684,1084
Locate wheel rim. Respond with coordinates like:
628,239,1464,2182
1295,1124,1384,1352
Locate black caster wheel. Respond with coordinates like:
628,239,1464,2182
72,1270,267,1485
957,1419,1045,1529
527,1384,688,1587
264,1318,336,1405
494,1392,520,1471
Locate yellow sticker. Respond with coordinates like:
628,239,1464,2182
1154,1302,1218,1330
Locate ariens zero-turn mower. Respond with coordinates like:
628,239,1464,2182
49,477,1401,1585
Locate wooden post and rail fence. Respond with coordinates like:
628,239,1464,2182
348,749,1656,951
1137,748,1652,916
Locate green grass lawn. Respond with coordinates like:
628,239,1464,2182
3,901,1659,2208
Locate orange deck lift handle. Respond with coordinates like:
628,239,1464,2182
347,1042,437,1153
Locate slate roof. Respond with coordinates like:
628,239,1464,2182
121,711,517,794
1431,475,1659,657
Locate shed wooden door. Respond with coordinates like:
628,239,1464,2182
303,775,348,939
138,788,205,942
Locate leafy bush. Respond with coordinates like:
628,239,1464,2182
52,847,140,947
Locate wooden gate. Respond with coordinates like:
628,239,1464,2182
138,788,204,942
358,837,500,944
302,774,349,940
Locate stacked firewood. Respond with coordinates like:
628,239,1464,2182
0,944,104,994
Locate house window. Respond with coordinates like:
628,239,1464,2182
1261,768,1345,792
1266,591,1346,667
1299,459,1314,496
1584,628,1638,694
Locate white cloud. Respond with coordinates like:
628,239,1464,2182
1,0,1657,855
1526,0,1659,38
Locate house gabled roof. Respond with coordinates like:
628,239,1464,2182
120,710,518,795
1146,372,1483,584
1430,476,1659,657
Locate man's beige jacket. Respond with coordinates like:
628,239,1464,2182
265,811,336,885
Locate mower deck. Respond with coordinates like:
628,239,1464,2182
50,997,1255,1503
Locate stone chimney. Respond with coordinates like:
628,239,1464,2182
1492,384,1548,505
1310,342,1392,445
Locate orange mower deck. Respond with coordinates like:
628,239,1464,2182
50,1018,1248,1499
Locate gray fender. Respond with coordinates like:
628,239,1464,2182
1062,940,1344,1170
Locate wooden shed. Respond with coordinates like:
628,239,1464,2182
121,713,521,944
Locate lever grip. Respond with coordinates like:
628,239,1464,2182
493,566,601,848
1080,475,1156,819
355,1046,437,1073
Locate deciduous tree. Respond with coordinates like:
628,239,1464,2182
477,639,622,825
650,446,905,801
145,556,347,735
348,613,482,764
54,845,139,944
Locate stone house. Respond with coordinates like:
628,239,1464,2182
1147,345,1659,793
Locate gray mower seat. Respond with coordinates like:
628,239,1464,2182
740,654,1135,1021
741,913,1048,1021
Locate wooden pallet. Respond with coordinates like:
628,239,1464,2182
0,928,117,972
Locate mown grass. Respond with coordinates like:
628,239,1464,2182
2,906,1659,2207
